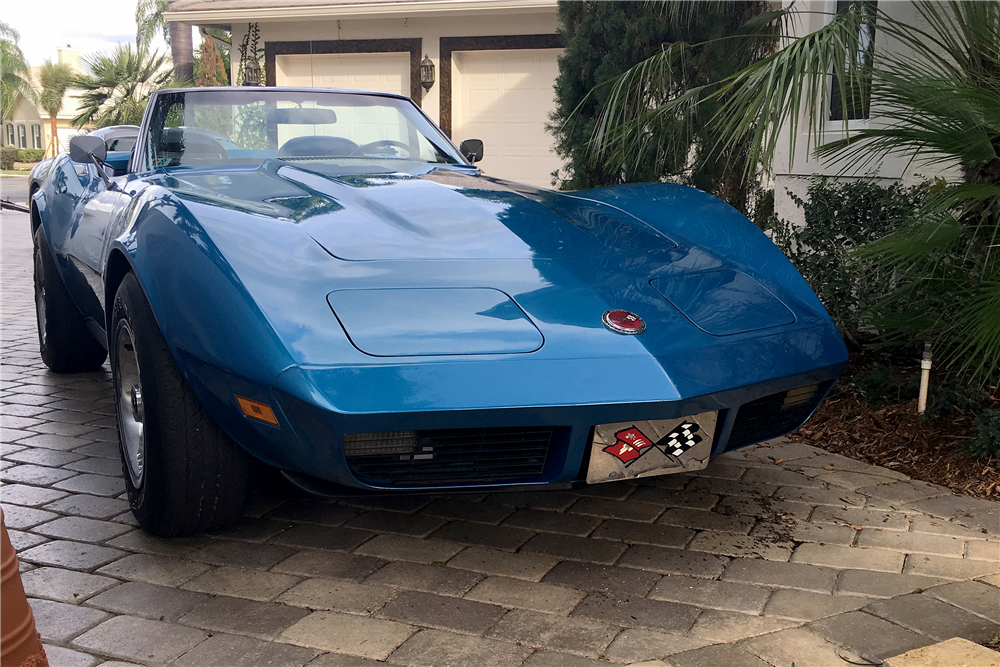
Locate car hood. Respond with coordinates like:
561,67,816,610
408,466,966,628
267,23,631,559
151,162,837,391
154,161,677,263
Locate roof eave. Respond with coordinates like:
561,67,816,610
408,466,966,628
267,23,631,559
164,0,556,23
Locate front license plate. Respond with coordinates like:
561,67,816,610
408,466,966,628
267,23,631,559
586,412,718,484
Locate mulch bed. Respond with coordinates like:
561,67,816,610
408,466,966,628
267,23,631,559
788,362,1000,501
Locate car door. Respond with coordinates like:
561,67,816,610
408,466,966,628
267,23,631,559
49,157,129,332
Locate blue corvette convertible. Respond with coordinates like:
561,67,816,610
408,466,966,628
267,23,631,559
29,87,847,535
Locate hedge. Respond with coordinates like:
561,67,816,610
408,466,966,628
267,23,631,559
16,149,44,163
0,148,16,170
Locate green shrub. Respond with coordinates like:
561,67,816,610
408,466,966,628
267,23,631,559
970,410,1000,460
16,148,44,162
0,148,15,170
854,365,909,407
751,188,775,230
773,177,924,340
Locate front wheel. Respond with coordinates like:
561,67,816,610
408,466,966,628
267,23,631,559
110,272,252,536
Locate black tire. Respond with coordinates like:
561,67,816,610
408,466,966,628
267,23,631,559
110,272,252,536
33,225,108,372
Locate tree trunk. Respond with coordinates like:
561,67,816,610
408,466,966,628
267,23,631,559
170,21,194,82
49,114,59,158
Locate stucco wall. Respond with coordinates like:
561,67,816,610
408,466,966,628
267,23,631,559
772,0,960,226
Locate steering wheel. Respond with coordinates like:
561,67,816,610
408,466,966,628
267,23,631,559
358,140,413,158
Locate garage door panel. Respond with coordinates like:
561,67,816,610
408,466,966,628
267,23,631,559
276,55,314,87
275,52,409,97
467,92,502,117
505,89,544,108
453,48,562,187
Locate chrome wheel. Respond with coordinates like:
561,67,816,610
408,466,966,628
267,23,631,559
116,321,145,487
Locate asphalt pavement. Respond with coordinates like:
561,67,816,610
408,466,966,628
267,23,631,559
1,175,31,208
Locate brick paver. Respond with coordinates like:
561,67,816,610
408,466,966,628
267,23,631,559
2,209,1000,665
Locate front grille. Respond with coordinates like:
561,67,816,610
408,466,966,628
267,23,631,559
345,426,557,486
726,383,828,449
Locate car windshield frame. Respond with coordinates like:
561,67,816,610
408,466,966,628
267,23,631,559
132,87,469,174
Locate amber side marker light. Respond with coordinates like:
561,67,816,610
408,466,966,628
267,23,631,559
236,395,280,427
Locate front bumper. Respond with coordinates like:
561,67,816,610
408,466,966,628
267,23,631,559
178,324,846,492
246,366,839,491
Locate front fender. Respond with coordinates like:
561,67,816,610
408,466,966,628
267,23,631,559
576,183,833,323
29,157,54,192
113,188,295,389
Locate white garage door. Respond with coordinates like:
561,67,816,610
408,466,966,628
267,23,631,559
275,52,410,96
452,48,562,188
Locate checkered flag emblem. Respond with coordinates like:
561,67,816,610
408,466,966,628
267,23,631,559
659,422,702,457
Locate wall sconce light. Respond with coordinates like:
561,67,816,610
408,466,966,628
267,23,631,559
242,58,261,86
420,54,435,92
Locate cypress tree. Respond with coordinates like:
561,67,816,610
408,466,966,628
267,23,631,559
196,34,228,87
549,1,772,214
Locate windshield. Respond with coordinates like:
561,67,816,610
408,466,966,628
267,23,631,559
142,89,464,171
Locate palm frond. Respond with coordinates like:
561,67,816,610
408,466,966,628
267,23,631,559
38,61,74,117
73,44,172,128
135,0,169,49
587,5,873,178
0,20,20,42
949,280,1000,380
1,28,36,121
856,211,964,268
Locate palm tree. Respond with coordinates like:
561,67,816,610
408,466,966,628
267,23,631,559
38,61,74,157
136,0,193,82
585,1,1000,384
170,20,194,83
73,44,172,128
135,0,167,51
0,20,36,124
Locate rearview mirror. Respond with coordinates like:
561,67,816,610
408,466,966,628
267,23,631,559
70,135,107,164
460,138,484,163
269,108,339,125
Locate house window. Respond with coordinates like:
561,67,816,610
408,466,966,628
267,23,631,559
31,124,42,149
4,123,13,147
830,0,877,121
17,124,27,149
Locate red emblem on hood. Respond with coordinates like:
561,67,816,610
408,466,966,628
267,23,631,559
603,310,646,334
603,426,655,465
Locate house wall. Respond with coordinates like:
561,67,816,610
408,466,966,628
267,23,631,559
3,53,88,158
772,0,960,226
3,96,44,151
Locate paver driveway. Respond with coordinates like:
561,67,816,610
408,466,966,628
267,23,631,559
2,210,999,667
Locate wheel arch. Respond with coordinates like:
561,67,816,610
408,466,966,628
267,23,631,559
29,180,46,236
30,197,42,235
104,248,136,333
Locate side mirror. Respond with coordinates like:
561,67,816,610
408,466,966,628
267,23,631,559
70,135,107,164
69,135,117,191
460,138,484,163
